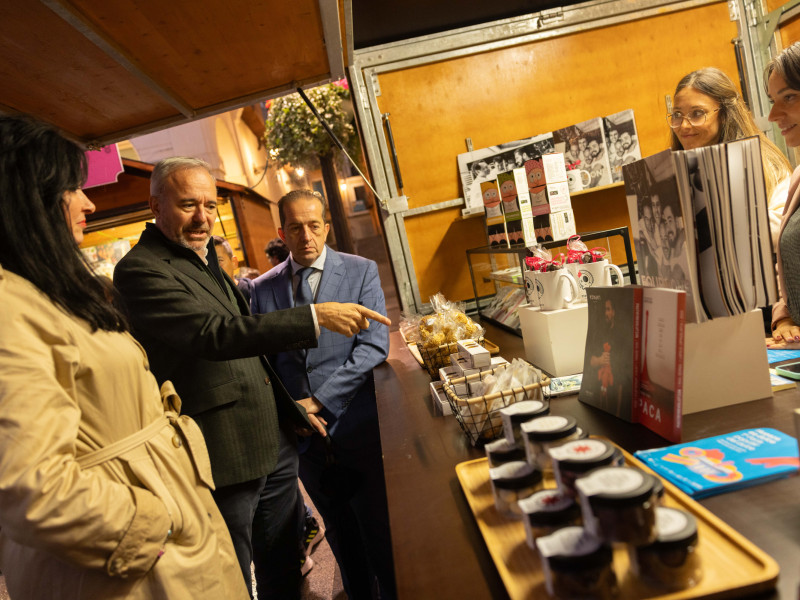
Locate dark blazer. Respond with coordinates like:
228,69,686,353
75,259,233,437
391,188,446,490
114,224,316,487
250,247,389,450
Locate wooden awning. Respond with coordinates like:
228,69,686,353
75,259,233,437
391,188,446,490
0,0,344,146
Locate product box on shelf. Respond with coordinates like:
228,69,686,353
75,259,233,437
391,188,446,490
451,354,482,377
458,338,492,369
518,304,588,376
429,381,453,416
497,171,525,246
550,209,577,241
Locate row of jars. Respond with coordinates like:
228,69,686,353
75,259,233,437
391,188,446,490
485,400,701,598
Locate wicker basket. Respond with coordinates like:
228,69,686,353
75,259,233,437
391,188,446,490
442,362,550,446
416,337,486,379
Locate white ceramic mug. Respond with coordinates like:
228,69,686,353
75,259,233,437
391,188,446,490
566,169,591,192
565,263,586,302
535,269,579,311
572,260,624,298
523,270,540,308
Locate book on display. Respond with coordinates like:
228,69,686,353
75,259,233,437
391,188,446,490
623,138,777,324
579,286,685,442
634,428,799,498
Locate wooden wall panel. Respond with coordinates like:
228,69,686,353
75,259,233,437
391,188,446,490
233,195,279,275
779,15,800,48
374,2,739,303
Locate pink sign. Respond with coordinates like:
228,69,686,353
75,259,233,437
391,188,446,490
84,144,123,189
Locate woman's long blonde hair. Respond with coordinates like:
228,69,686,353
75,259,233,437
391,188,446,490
670,67,791,198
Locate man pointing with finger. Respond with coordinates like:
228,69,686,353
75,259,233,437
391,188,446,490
113,158,390,600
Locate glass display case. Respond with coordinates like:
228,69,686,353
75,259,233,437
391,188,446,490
466,227,636,336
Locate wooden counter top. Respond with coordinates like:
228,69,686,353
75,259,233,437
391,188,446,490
375,324,800,599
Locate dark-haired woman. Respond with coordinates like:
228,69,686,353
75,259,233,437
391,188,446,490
767,42,800,347
0,116,248,598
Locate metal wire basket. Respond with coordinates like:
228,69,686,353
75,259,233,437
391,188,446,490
416,337,486,379
442,362,550,446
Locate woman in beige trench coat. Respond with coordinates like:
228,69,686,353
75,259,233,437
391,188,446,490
0,116,249,599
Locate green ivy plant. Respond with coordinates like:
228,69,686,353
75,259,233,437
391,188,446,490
264,81,359,170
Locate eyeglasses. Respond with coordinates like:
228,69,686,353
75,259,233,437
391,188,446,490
666,108,720,129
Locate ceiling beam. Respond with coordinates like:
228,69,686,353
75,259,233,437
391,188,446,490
318,0,345,81
40,0,196,118
85,73,335,146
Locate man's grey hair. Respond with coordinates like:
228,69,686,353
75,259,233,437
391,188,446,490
212,235,234,258
150,157,215,198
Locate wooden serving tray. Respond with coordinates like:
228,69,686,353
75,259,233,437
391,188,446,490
456,444,779,600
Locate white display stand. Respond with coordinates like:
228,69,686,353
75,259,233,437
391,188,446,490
518,304,588,377
682,310,771,414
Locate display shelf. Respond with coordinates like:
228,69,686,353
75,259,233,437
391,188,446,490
569,180,625,197
466,227,636,337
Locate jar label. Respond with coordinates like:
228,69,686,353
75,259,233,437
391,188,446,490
501,400,544,417
656,507,689,536
550,439,608,461
576,466,644,496
490,460,533,481
519,489,573,513
537,526,599,557
523,415,568,432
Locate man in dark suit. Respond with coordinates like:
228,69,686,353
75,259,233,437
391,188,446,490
113,158,389,600
250,190,396,600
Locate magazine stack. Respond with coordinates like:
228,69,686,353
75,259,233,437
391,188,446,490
622,138,777,324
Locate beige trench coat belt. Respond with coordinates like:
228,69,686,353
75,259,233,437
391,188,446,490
74,381,214,490
76,415,172,470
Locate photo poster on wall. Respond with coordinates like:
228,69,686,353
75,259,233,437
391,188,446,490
457,133,555,214
603,109,642,183
553,117,613,191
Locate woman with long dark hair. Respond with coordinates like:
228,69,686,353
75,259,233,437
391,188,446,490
0,115,248,599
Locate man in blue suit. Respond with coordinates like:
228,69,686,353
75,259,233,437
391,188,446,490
251,189,396,600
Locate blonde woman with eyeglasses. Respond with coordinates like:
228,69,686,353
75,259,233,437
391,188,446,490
668,67,792,244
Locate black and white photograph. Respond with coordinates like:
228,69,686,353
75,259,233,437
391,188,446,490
604,109,642,182
623,151,693,305
553,117,613,189
458,133,554,212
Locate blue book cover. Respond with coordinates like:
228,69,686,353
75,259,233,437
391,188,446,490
634,428,799,498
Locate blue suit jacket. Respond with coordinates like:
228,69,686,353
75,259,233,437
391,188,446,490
250,247,389,449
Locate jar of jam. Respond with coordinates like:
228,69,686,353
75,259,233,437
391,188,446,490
575,466,658,545
489,461,544,518
499,399,549,445
518,489,582,549
536,526,617,599
630,507,702,590
484,437,526,468
549,438,624,498
520,415,585,472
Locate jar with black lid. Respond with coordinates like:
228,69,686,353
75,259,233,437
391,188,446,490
630,506,702,590
536,526,617,599
499,399,549,445
489,461,544,518
549,438,624,498
520,415,585,472
484,437,526,468
518,489,582,548
575,465,658,545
